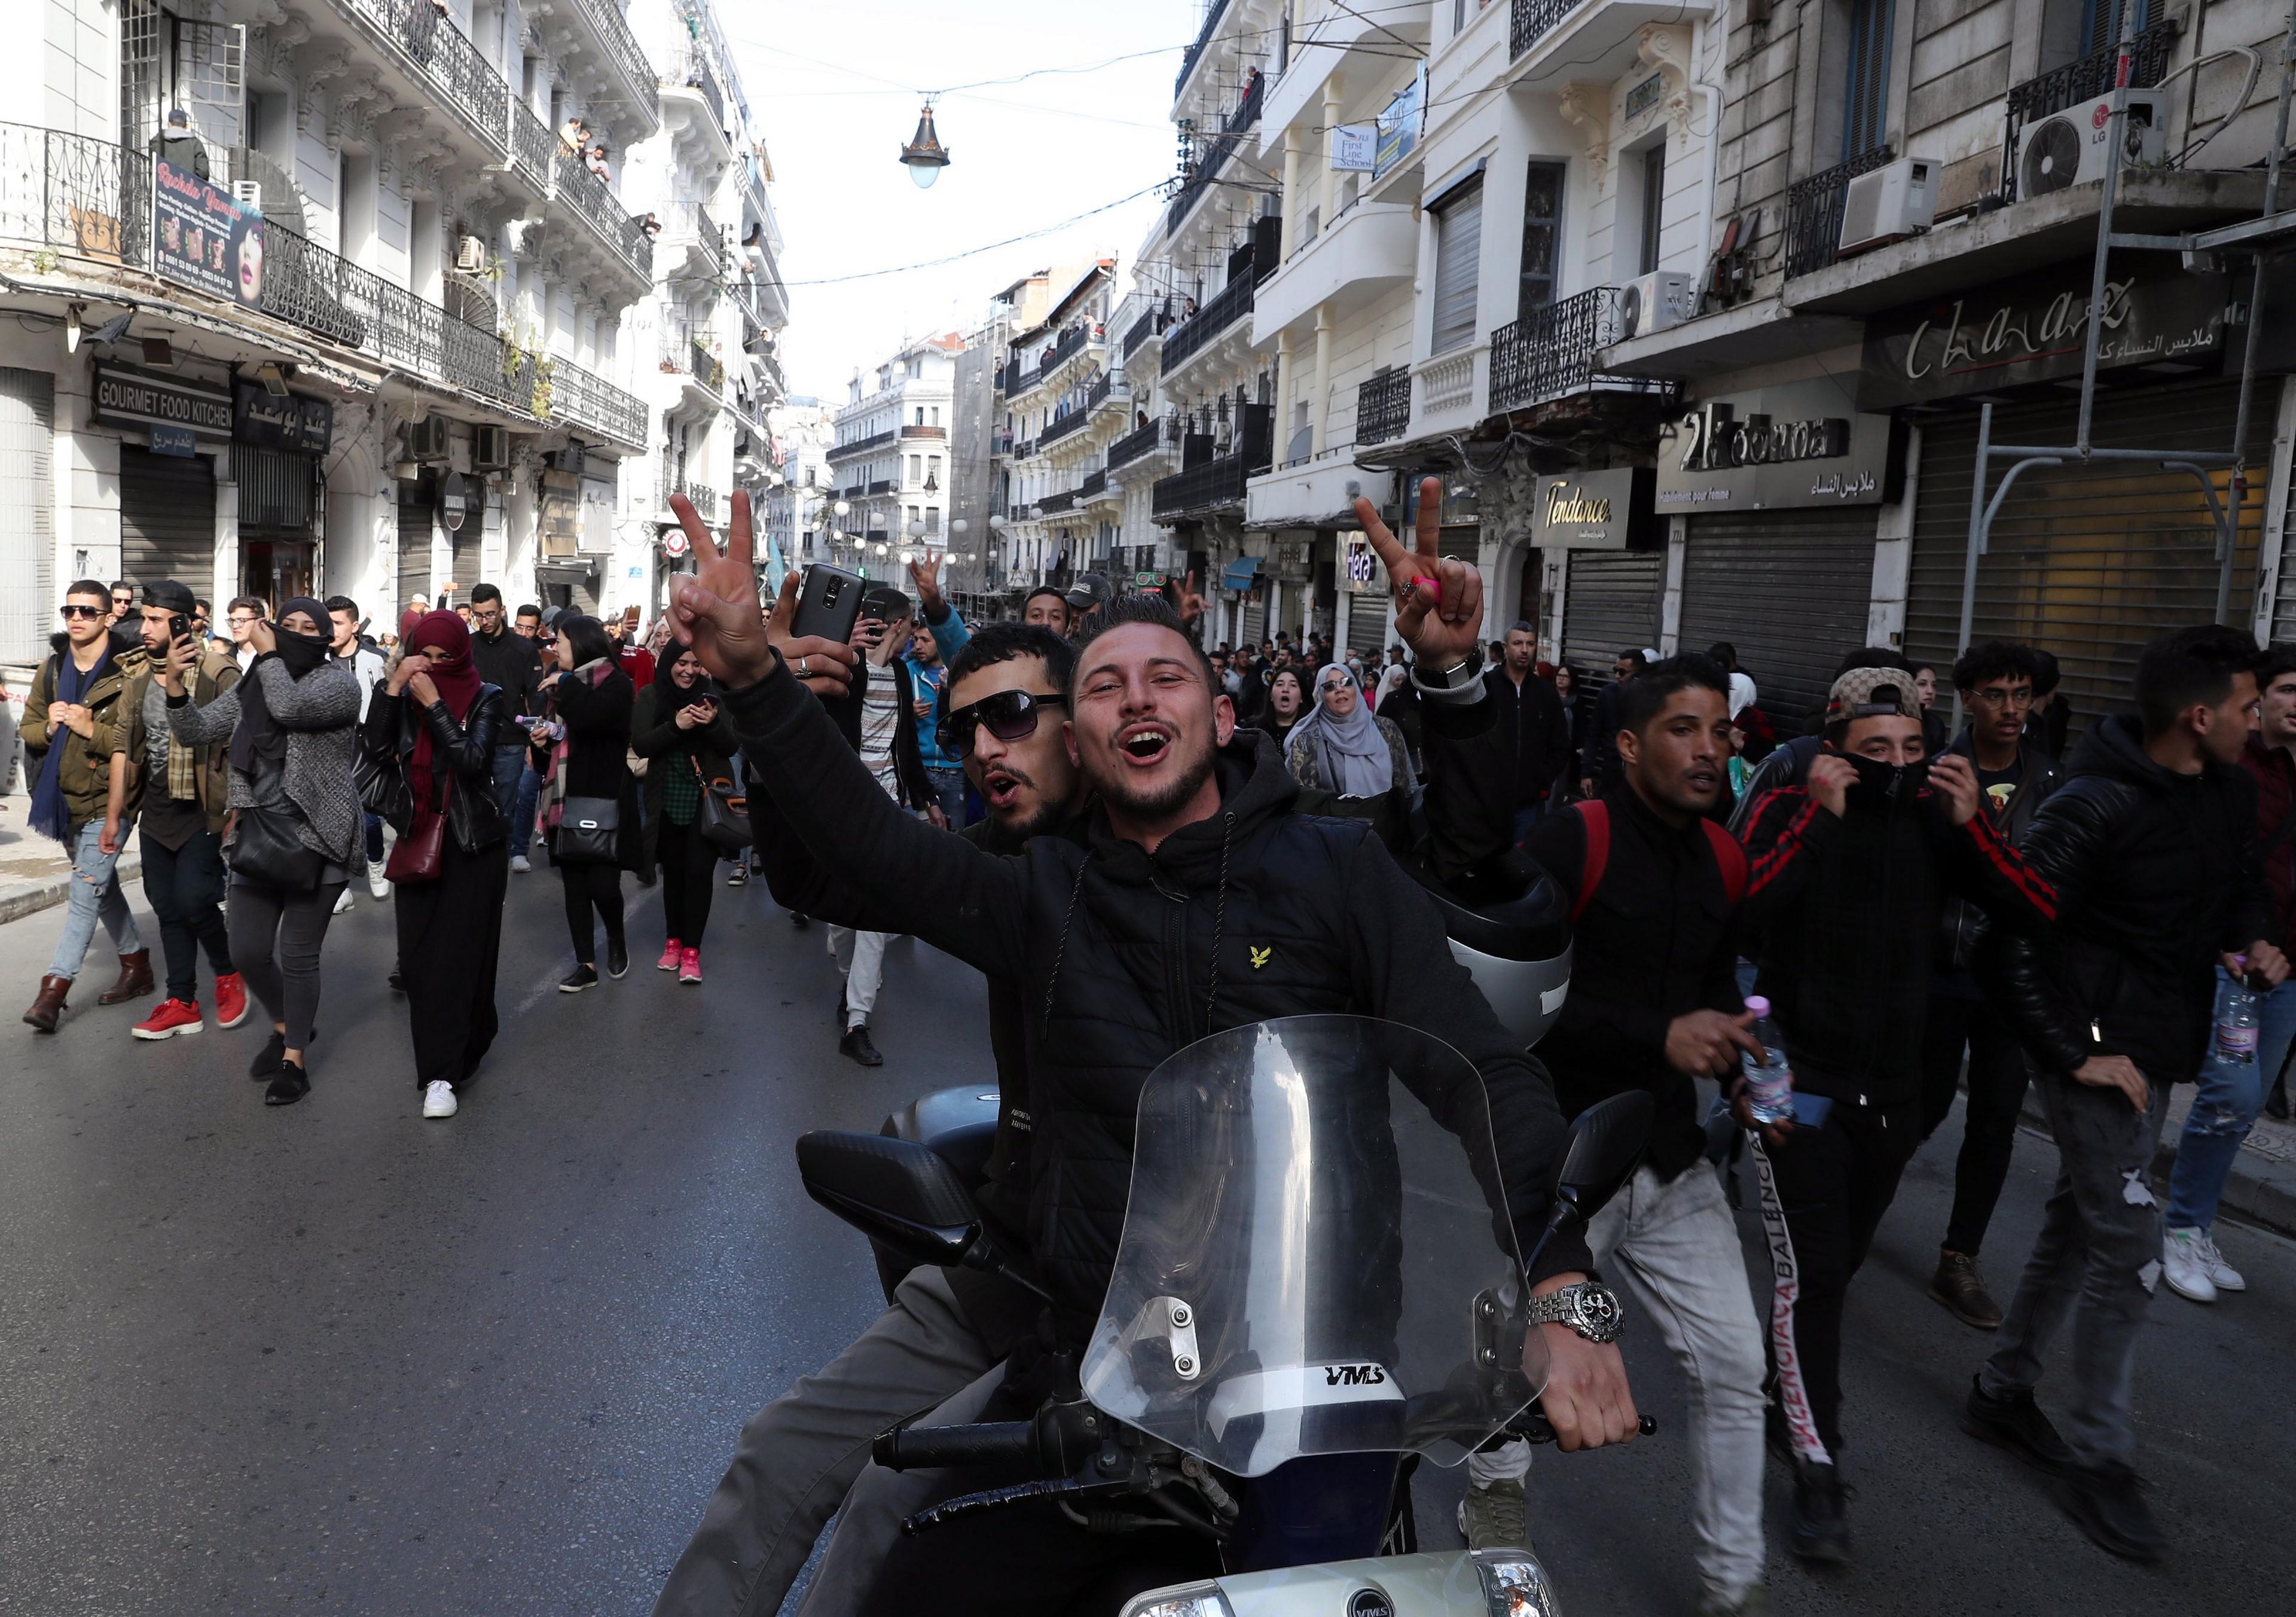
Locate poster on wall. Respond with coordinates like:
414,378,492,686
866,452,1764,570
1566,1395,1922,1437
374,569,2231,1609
152,160,263,309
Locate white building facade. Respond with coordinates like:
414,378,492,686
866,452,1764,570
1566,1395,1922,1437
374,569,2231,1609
822,334,963,584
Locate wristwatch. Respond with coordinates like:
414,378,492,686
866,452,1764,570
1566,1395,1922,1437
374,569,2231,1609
1525,1282,1624,1344
1409,646,1485,704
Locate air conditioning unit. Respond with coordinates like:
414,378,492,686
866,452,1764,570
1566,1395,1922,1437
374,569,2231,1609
1615,271,1700,340
456,235,487,273
2017,89,2168,201
474,425,512,469
232,179,262,212
1837,158,1938,257
406,416,451,462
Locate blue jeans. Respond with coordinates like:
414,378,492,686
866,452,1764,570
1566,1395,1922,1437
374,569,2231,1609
2166,969,2296,1231
364,810,385,865
514,764,542,857
50,819,142,979
490,746,529,856
924,766,968,829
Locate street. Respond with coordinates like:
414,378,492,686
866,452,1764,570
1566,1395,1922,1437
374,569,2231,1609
2,872,2292,1617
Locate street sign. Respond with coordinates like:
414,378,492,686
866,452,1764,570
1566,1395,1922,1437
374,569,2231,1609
441,471,468,533
662,530,691,559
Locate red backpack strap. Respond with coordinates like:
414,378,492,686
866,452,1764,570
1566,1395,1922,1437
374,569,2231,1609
1700,816,1748,906
1571,801,1611,922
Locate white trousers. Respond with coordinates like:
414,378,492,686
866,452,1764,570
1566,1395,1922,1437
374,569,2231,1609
828,926,888,1027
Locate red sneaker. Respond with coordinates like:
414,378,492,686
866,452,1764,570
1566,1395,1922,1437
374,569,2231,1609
213,971,249,1029
678,947,702,985
657,938,682,972
133,998,204,1041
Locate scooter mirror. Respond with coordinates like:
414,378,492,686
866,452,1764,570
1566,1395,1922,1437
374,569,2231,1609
796,1131,984,1269
1549,1090,1655,1235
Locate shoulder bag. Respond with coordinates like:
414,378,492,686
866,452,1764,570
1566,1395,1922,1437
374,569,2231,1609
556,794,621,865
383,773,450,884
696,773,752,854
224,806,323,892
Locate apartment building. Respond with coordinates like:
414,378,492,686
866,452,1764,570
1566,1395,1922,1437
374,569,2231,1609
761,395,829,585
824,334,964,582
995,260,1126,596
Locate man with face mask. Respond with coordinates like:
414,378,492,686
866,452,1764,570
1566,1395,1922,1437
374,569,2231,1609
1733,667,2056,1565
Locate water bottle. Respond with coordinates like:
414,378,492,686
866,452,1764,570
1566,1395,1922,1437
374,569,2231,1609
1741,996,1796,1125
2215,957,2260,1066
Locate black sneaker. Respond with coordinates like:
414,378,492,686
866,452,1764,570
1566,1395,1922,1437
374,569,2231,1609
249,1030,286,1079
605,939,629,979
263,1061,310,1106
2054,1461,2161,1563
1961,1375,2074,1475
559,964,599,993
839,1024,884,1067
1789,1457,1850,1564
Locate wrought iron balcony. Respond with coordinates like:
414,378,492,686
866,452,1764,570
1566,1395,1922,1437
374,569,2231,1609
1489,288,1677,411
1080,468,1109,499
1159,271,1254,374
829,428,897,459
1039,405,1092,449
1152,449,1262,517
1107,414,1181,470
1176,0,1231,96
662,475,720,521
1998,18,2182,205
1355,369,1412,446
1121,310,1165,359
1039,489,1079,514
570,0,657,113
869,479,895,495
1088,373,1118,412
665,45,729,129
342,0,508,158
1165,77,1265,237
552,148,655,280
1512,0,1586,57
661,202,729,277
1784,146,1895,278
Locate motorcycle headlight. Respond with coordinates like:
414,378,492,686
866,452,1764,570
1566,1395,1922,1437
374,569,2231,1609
1119,1584,1235,1617
1471,1549,1562,1617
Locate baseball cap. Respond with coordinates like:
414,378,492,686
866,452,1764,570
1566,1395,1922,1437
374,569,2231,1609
1825,666,1921,726
144,578,197,615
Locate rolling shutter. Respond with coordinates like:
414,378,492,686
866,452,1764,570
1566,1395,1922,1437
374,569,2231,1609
449,505,483,602
1905,380,2271,741
396,479,435,609
1429,178,1483,355
1677,509,1879,727
0,367,54,664
120,446,215,591
1561,549,1663,680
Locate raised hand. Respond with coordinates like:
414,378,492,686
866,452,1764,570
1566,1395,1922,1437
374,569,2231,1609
1172,569,1208,627
1354,476,1483,669
906,553,944,617
667,490,777,688
407,669,439,709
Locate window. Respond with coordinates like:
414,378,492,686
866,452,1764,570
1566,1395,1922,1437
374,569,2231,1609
1430,176,1485,355
1842,0,1895,159
908,455,921,481
914,406,925,426
1519,163,1564,317
907,358,922,379
928,456,942,484
2080,0,2158,54
1638,145,1666,276
930,405,941,427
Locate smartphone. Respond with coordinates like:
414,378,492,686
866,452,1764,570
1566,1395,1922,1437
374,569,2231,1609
791,563,866,646
168,612,189,643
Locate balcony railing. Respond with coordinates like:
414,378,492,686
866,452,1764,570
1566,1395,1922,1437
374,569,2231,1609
1512,0,1584,57
666,45,729,129
1784,145,1895,277
1152,447,1266,517
1080,468,1109,499
1356,369,1412,446
1160,272,1255,373
1489,289,1678,411
869,479,895,495
1039,405,1092,449
553,148,655,279
1122,310,1165,359
1107,414,1181,470
509,99,557,190
1176,0,1232,96
662,475,720,521
830,427,897,458
1088,373,1118,412
662,202,729,277
1999,19,2182,205
1165,78,1265,237
571,0,657,112
1039,489,1079,514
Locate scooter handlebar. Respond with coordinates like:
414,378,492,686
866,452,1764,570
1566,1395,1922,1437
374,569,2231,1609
872,1420,1040,1472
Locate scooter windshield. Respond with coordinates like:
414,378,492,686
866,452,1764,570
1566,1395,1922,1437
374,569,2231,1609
1080,1016,1549,1479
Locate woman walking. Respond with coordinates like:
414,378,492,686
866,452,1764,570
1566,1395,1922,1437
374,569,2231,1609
539,614,639,990
1285,661,1414,852
160,597,359,1105
362,611,508,1119
633,645,740,983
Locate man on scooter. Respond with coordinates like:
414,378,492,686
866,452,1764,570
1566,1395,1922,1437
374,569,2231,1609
660,489,1638,1615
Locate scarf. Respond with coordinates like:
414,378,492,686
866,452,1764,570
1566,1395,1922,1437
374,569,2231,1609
30,638,112,842
229,597,333,774
1292,662,1393,799
405,610,484,810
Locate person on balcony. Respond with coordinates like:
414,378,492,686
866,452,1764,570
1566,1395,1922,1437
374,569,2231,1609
560,117,591,155
148,109,210,182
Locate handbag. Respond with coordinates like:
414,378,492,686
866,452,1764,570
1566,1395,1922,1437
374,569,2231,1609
556,794,621,865
696,773,751,854
384,807,447,883
224,805,323,892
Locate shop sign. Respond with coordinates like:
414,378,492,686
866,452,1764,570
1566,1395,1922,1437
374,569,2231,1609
1655,379,1900,510
91,363,231,440
152,160,263,308
1373,71,1424,179
1329,124,1376,172
441,471,469,533
1532,468,1657,550
1132,570,1171,588
1858,262,2230,410
233,383,332,454
149,425,199,457
1339,530,1385,596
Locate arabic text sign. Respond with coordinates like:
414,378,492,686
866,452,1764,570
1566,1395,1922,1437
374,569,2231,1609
1656,379,1899,511
233,383,332,454
152,160,263,308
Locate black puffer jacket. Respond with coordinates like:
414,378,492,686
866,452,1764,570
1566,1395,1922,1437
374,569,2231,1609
724,658,1585,1338
359,685,508,853
1988,714,2270,1085
1935,731,2062,971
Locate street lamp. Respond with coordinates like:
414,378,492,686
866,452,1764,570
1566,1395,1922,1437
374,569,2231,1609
900,101,950,188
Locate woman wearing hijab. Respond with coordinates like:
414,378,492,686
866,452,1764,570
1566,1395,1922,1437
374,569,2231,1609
361,611,507,1119
632,644,741,983
538,614,639,989
1286,662,1414,850
160,597,359,1105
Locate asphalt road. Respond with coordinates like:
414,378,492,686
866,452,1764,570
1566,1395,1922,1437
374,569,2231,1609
1,867,2291,1616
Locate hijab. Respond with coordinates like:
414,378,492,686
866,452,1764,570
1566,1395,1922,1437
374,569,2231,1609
230,596,332,774
1293,662,1393,798
405,609,483,807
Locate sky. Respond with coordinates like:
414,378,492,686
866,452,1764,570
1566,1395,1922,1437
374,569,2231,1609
719,0,1208,403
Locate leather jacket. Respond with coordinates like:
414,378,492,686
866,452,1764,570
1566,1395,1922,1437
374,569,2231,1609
1935,733,2062,971
359,685,508,854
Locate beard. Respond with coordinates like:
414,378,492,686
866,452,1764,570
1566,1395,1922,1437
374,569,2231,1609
1092,734,1218,823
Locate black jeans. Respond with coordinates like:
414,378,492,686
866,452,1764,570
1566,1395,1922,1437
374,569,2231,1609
139,828,233,1003
658,814,718,948
1918,990,2033,1257
560,860,624,964
228,876,344,1051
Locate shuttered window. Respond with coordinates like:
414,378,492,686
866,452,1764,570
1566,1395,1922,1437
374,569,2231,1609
2081,0,2159,56
1520,162,1564,318
0,368,54,665
120,446,216,595
1430,177,1483,355
396,480,435,610
1842,0,1895,161
1677,509,1879,726
1561,550,1664,682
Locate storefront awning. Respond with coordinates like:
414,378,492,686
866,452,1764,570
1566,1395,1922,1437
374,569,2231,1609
1220,557,1262,592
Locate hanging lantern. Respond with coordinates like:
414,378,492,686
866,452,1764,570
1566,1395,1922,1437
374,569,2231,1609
900,101,950,188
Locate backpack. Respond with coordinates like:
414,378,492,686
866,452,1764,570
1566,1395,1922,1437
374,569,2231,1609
1569,799,1747,922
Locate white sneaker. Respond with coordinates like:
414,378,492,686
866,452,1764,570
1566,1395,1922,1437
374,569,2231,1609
422,1079,458,1119
2194,1229,2247,1292
511,854,532,874
332,887,355,915
367,859,389,900
2162,1227,2219,1303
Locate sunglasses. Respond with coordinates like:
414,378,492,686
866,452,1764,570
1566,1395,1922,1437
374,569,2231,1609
938,689,1067,761
60,603,106,620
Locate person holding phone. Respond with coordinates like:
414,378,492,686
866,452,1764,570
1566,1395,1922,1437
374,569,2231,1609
899,554,973,829
632,645,740,983
538,614,639,990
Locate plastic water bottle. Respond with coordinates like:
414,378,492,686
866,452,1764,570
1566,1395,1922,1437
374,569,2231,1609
2215,959,2260,1066
1741,996,1796,1125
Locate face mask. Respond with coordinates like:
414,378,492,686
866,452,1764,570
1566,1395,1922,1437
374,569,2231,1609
1844,749,1929,810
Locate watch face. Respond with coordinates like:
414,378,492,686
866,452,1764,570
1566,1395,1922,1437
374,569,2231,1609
1575,1286,1622,1337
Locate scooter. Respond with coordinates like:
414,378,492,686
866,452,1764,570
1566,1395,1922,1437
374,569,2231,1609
797,1014,1651,1617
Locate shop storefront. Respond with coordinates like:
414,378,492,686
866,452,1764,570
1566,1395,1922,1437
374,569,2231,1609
232,383,332,607
95,364,230,593
0,367,56,666
1541,468,1663,680
398,475,436,611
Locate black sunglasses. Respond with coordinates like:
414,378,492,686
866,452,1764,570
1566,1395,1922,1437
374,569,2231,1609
60,603,106,620
938,689,1067,760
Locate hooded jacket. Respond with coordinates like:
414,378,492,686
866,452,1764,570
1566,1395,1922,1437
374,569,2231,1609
723,655,1586,1338
20,628,148,826
1988,714,2271,1086
1737,753,2056,1108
